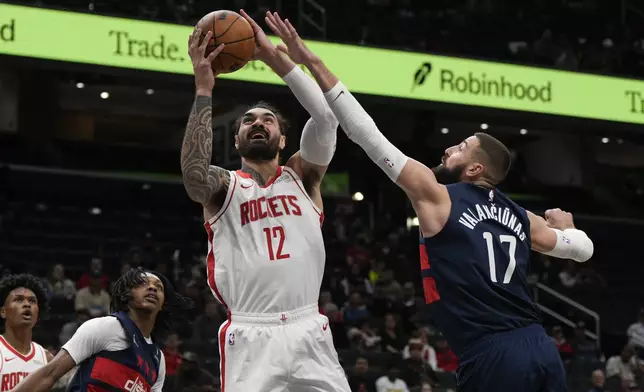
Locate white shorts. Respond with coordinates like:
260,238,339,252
218,303,351,392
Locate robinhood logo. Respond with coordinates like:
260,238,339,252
412,62,553,103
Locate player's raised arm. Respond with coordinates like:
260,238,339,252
263,12,447,210
527,208,593,263
243,10,339,191
181,28,230,209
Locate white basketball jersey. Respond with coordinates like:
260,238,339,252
205,166,326,314
0,336,48,391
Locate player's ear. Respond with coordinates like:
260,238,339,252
279,135,286,150
0,307,6,320
467,162,484,178
234,134,240,150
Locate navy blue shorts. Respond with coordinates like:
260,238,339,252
456,324,567,392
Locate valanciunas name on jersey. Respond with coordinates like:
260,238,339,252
458,203,527,241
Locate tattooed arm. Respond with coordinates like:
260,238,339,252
181,95,230,210
182,28,229,217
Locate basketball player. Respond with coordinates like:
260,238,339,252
14,268,192,392
0,274,51,391
180,12,350,392
265,11,594,392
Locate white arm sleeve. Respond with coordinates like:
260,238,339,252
282,66,339,166
324,81,408,181
543,228,594,263
61,317,122,364
151,354,166,392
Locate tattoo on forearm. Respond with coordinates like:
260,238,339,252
241,163,268,186
181,96,228,204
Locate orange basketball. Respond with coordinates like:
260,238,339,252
196,10,256,75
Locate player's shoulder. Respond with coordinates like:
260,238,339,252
77,315,121,332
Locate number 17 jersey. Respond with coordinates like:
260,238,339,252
204,166,325,314
419,183,542,356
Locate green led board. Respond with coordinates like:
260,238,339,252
2,3,644,124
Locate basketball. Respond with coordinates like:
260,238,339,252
196,10,256,75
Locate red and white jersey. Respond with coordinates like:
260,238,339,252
205,166,325,314
0,336,48,391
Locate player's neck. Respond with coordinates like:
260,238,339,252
2,327,32,355
241,159,280,186
129,311,155,339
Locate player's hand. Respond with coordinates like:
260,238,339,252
265,11,318,65
239,9,278,62
544,208,575,230
188,28,225,95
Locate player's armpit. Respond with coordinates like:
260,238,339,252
398,160,451,236
396,159,450,205
13,349,76,392
286,152,325,211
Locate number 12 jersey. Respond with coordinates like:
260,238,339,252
205,166,325,314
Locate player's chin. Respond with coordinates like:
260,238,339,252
238,145,279,161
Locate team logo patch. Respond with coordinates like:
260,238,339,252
228,333,235,346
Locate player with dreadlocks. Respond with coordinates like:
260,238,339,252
15,267,192,392
0,274,51,392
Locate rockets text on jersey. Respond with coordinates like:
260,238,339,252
205,166,326,313
0,336,48,391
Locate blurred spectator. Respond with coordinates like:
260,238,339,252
402,331,437,371
376,364,410,392
76,257,109,290
191,297,224,348
45,264,76,301
380,313,406,354
401,341,437,388
343,263,374,296
74,271,110,317
59,308,91,345
434,335,458,373
163,333,183,383
552,325,574,363
173,352,218,392
588,369,607,392
348,320,382,352
627,309,644,354
344,292,371,327
572,321,602,361
347,357,377,392
605,345,639,389
400,282,421,331
419,382,433,392
559,261,581,289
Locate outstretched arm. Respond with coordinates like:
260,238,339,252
181,28,230,212
242,10,339,202
263,12,449,231
528,209,593,262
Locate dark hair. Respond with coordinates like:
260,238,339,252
233,101,290,136
474,132,512,185
110,267,193,342
0,274,49,318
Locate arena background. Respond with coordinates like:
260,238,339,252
1,0,644,391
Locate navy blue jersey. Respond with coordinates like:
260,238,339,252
66,312,161,392
420,183,542,356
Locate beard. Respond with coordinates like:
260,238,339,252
237,128,282,161
431,163,465,184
